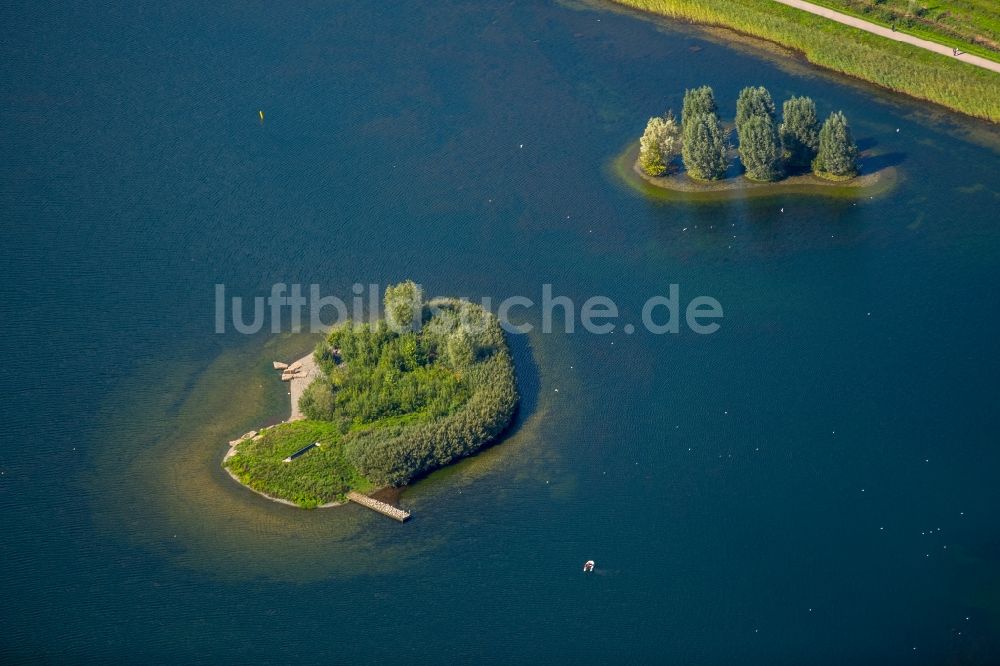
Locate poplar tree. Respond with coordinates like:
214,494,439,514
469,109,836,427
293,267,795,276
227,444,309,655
682,112,729,181
739,114,783,181
681,86,718,132
735,86,776,136
813,111,859,178
780,96,820,172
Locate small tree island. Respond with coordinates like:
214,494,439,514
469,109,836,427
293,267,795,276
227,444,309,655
224,282,519,508
627,84,893,198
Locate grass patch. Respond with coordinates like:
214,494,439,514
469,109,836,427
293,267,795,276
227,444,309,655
225,421,373,508
810,0,1000,62
612,0,1000,122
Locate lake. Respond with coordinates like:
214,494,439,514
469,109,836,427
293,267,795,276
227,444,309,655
2,0,999,662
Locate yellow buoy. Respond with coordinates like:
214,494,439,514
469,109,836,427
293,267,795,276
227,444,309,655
258,110,264,121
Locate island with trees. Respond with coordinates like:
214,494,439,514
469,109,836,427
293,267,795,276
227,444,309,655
619,84,896,199
223,282,519,508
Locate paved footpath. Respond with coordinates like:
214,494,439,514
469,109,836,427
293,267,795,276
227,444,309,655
772,0,1000,74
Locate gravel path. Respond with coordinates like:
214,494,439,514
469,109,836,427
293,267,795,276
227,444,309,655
773,0,1000,74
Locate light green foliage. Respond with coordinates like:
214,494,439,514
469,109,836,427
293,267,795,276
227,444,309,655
342,299,517,486
611,0,1000,122
223,421,373,508
306,319,468,427
735,86,776,136
638,111,682,176
739,114,783,181
383,280,423,332
813,111,859,178
811,0,1000,62
681,86,718,131
780,96,821,172
681,112,729,180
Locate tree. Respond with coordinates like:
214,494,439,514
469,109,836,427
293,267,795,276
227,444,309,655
682,112,729,181
739,115,783,181
813,111,859,178
638,111,682,176
384,281,424,332
780,96,820,172
735,86,776,136
446,327,475,368
681,86,718,132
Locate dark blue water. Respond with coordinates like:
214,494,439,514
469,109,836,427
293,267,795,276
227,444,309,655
2,0,1000,663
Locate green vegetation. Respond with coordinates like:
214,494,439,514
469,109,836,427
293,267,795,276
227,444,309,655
780,96,821,172
682,113,730,180
735,86,777,135
811,0,1000,62
224,421,373,509
638,111,682,175
224,283,519,507
611,0,1000,122
641,85,860,183
383,280,423,332
680,87,729,180
739,115,783,181
813,110,860,178
736,86,782,181
681,85,719,131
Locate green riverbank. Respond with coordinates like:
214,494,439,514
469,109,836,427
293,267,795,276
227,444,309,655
611,0,1000,122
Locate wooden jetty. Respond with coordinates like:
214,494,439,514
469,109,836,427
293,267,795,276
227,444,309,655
346,491,411,522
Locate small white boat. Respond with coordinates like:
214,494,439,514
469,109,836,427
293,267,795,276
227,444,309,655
583,560,595,573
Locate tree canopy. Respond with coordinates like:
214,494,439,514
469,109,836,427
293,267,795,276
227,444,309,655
638,111,682,176
681,112,729,181
681,86,718,131
780,96,820,172
735,86,776,135
383,280,423,333
739,114,783,182
813,111,859,178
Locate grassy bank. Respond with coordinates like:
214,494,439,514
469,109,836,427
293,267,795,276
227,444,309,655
813,0,1000,62
611,0,1000,122
225,421,372,508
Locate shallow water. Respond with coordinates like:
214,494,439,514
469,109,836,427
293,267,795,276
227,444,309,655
2,0,1000,662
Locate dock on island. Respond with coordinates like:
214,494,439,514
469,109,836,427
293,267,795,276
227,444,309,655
347,491,411,522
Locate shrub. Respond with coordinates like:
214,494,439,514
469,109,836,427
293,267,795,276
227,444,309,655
813,111,859,178
342,300,518,486
780,96,820,172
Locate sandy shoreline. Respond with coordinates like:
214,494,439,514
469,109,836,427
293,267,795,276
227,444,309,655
287,351,320,421
222,350,348,508
614,142,898,200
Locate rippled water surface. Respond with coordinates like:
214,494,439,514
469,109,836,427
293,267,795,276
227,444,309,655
2,0,1000,662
